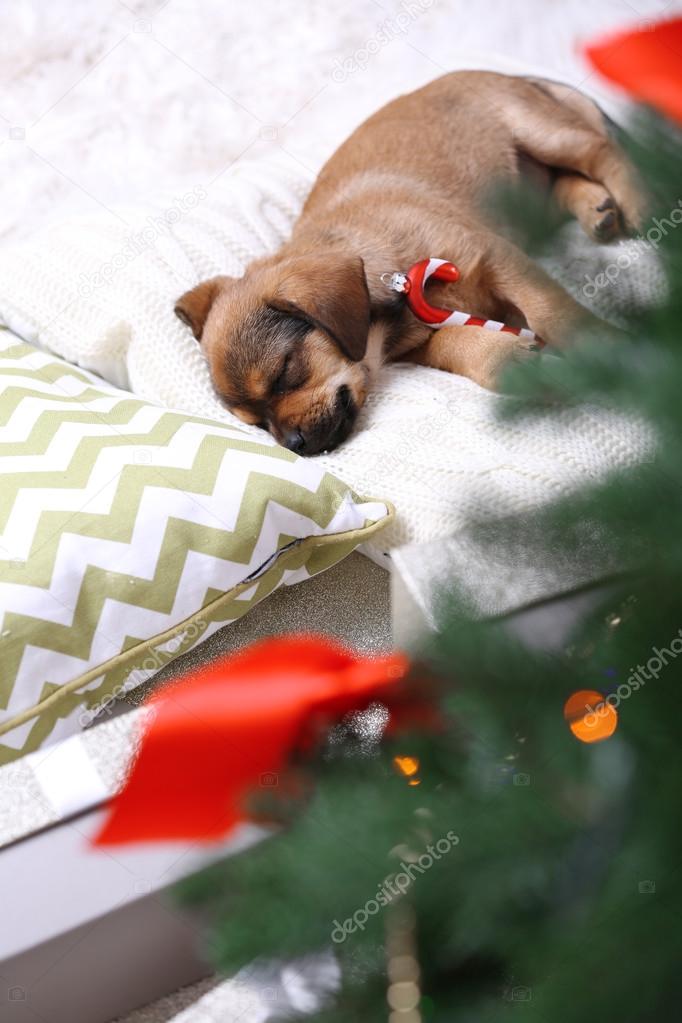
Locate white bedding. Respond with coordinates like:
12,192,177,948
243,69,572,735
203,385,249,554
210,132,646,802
0,0,670,564
0,155,659,556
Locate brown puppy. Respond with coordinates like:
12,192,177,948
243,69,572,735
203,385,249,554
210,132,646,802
175,71,644,455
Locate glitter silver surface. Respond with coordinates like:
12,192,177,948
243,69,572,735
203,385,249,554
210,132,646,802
0,710,146,848
81,709,147,791
0,759,60,846
127,552,391,706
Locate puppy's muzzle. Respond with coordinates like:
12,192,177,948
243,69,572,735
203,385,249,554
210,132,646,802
282,385,357,456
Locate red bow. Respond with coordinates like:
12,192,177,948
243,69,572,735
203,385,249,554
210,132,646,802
93,635,429,846
586,17,682,126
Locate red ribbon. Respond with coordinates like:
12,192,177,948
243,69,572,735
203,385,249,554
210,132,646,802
586,17,682,126
92,635,427,846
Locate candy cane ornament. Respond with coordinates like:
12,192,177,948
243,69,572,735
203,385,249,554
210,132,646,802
382,258,545,348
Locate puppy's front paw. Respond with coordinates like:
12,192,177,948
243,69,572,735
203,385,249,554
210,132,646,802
511,332,544,361
476,331,543,390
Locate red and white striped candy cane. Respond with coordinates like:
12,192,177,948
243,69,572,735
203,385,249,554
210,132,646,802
382,258,545,348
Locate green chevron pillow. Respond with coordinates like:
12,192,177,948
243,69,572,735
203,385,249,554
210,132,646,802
0,334,391,764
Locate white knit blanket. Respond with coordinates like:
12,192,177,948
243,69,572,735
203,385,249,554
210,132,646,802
0,153,660,555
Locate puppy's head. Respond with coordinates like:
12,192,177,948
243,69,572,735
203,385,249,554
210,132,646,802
174,254,370,455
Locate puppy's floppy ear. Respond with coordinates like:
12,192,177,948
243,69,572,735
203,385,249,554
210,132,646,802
270,255,370,361
174,275,233,342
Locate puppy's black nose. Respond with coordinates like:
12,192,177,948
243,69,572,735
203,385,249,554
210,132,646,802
283,428,306,454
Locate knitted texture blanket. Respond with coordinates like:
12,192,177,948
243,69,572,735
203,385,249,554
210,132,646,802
0,153,660,554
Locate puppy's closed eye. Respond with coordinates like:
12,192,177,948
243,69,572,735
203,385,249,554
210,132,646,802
272,353,292,396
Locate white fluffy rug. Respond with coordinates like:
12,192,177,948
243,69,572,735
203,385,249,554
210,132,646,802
1,0,677,248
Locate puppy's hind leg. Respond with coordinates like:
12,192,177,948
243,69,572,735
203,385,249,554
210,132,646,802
553,172,624,243
505,80,647,234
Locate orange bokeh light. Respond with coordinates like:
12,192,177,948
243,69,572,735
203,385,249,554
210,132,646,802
393,755,420,778
564,689,618,743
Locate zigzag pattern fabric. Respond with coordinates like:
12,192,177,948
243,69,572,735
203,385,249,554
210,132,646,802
0,334,389,764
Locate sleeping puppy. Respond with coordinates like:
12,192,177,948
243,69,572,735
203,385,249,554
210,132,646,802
175,71,645,455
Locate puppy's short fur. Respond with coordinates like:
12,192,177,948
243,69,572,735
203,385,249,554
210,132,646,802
176,71,645,455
